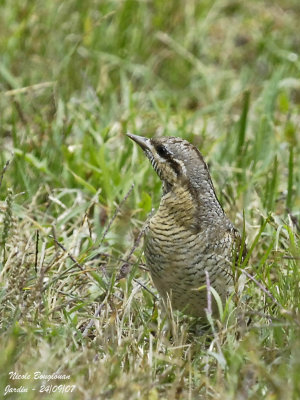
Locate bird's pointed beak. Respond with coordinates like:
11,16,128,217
126,132,151,151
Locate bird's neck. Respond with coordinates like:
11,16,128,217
159,181,225,231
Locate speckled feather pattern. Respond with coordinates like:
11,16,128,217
128,134,241,318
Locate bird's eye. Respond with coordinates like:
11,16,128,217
156,144,168,158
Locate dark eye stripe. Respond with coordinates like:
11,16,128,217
153,143,182,176
169,160,181,176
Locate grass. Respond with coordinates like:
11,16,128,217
0,0,300,398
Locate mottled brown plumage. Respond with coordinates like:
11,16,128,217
127,133,242,317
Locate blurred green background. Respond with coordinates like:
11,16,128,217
1,0,299,209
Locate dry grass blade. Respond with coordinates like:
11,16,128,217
241,268,282,308
4,81,56,96
98,183,134,247
49,234,85,271
205,270,212,316
82,301,106,338
117,217,149,280
0,159,11,190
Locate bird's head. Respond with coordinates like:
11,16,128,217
127,133,211,194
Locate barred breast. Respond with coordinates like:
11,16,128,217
144,187,234,318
